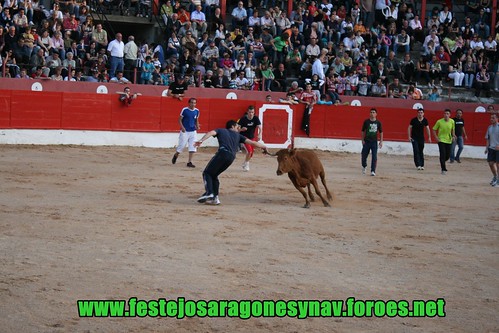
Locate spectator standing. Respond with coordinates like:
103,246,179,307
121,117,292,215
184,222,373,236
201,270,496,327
300,82,317,136
107,32,124,78
123,35,138,81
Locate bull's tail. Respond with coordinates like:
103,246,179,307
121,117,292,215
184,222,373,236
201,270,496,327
320,170,334,202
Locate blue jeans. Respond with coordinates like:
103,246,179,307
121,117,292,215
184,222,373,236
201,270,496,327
361,140,378,172
411,139,425,167
450,136,464,162
202,149,235,197
110,56,124,78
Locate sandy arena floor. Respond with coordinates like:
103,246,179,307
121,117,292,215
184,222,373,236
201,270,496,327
0,145,497,333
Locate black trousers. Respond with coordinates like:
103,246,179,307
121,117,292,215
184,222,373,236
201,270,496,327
438,142,452,172
202,149,235,197
411,139,425,167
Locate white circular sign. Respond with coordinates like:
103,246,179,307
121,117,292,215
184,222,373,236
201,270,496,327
162,89,169,97
413,103,424,110
350,99,361,106
96,85,108,94
475,106,486,113
31,82,43,91
226,92,237,99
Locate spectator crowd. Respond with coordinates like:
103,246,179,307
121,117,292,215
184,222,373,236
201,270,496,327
0,0,498,101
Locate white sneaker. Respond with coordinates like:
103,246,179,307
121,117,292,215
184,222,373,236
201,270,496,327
441,171,447,175
205,195,221,205
417,166,422,170
242,161,250,171
371,171,376,176
421,166,424,170
197,193,213,203
490,177,497,185
362,167,366,175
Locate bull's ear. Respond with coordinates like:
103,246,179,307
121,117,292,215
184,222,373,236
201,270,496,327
289,148,297,156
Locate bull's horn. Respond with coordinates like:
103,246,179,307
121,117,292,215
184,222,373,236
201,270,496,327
264,149,276,156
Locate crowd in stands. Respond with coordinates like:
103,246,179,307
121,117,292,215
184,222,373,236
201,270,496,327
0,0,498,101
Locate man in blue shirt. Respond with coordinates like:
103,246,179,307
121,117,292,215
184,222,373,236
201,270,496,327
231,1,247,30
172,98,200,168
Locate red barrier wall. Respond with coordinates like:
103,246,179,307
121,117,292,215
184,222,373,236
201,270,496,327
0,90,493,147
1,78,496,113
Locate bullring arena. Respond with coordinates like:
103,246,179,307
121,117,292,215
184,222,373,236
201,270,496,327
0,82,498,332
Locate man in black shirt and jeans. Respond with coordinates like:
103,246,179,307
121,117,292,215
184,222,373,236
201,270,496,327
361,108,383,176
450,109,467,163
408,108,432,170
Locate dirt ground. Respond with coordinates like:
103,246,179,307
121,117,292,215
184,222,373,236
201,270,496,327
0,145,497,333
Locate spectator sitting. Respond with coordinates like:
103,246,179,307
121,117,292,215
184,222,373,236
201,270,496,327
370,77,387,97
279,92,300,104
191,5,207,39
110,70,131,84
231,1,247,31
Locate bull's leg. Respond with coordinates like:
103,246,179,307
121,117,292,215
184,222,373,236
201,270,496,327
306,184,315,202
311,178,331,207
320,171,333,201
289,176,310,208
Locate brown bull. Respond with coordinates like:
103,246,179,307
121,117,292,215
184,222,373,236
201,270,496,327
273,149,333,208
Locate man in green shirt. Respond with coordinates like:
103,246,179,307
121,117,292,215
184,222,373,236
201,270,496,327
432,109,456,175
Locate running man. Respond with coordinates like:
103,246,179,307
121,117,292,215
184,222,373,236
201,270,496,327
195,120,269,205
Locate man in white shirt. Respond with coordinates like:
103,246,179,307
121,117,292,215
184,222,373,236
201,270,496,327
311,55,325,81
107,32,125,78
423,30,440,49
438,5,452,26
305,37,320,58
409,15,424,44
469,34,484,50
